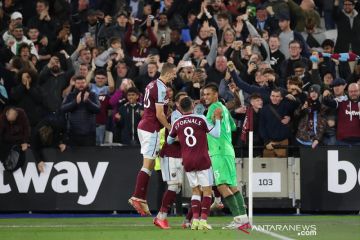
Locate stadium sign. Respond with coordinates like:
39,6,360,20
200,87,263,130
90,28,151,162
300,147,360,211
0,161,108,205
0,147,158,211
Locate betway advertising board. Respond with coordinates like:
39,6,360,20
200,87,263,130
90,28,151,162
0,147,158,211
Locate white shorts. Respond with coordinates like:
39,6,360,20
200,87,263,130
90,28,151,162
138,129,160,159
186,168,214,188
160,157,184,185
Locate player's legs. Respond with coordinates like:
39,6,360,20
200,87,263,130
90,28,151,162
197,169,214,230
210,186,224,211
154,157,183,229
129,130,160,216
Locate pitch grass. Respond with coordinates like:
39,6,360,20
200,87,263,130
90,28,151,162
0,215,359,240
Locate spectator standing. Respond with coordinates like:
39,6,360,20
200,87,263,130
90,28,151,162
61,75,100,146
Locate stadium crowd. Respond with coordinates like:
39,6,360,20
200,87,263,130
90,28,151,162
0,0,360,172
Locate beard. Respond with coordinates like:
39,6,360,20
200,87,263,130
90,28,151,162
51,66,61,73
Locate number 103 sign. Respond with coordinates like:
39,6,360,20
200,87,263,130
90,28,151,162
252,172,281,192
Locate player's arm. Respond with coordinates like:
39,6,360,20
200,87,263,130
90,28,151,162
156,103,171,130
206,108,222,138
167,123,177,144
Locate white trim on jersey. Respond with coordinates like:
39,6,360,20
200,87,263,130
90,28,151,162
156,79,167,104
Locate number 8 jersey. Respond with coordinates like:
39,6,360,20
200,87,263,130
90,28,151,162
138,79,168,132
168,114,215,172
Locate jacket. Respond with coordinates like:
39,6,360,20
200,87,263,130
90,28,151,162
61,89,100,135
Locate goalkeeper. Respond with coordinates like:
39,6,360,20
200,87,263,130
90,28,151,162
204,82,250,231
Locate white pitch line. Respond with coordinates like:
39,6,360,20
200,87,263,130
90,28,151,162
254,228,296,240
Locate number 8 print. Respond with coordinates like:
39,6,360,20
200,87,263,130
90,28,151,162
184,127,197,147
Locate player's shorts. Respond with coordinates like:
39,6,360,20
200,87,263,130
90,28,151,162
160,156,183,185
186,168,214,188
138,129,160,159
210,155,238,187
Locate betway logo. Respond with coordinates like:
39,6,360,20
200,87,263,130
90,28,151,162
0,162,109,205
345,110,360,116
328,150,360,193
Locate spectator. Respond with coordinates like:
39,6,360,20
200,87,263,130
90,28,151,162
277,12,309,59
323,82,360,145
115,87,144,145
333,0,360,55
294,84,327,148
0,83,9,113
9,23,38,58
183,67,207,100
259,88,298,157
95,37,125,67
206,55,227,85
98,11,128,49
135,61,160,93
38,51,75,114
31,116,67,173
155,13,172,48
11,68,45,127
268,34,285,74
0,107,30,172
280,40,311,83
27,0,58,41
71,44,92,74
250,5,279,35
331,78,348,102
61,75,100,146
114,60,135,89
86,64,115,145
285,0,321,32
160,28,188,65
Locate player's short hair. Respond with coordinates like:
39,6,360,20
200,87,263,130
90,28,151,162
174,91,188,102
160,63,176,76
203,83,219,93
180,96,193,112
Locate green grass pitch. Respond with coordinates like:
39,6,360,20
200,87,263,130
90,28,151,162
0,215,359,240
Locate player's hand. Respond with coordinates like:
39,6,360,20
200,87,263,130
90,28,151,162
59,144,66,152
114,113,121,121
213,108,223,120
37,161,45,173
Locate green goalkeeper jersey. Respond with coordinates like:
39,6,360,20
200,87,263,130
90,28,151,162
206,101,237,157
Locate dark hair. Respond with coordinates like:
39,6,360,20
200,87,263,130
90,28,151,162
174,91,188,102
126,87,140,95
37,0,49,7
17,68,38,84
269,34,280,39
94,68,107,76
74,75,86,81
17,43,31,55
289,39,301,48
321,39,335,48
203,83,219,93
271,87,283,95
180,96,193,112
250,93,262,100
217,12,230,21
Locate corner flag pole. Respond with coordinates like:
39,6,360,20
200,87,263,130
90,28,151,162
248,107,254,225
248,130,253,225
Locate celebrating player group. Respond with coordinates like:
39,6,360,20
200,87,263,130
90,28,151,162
128,63,250,231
